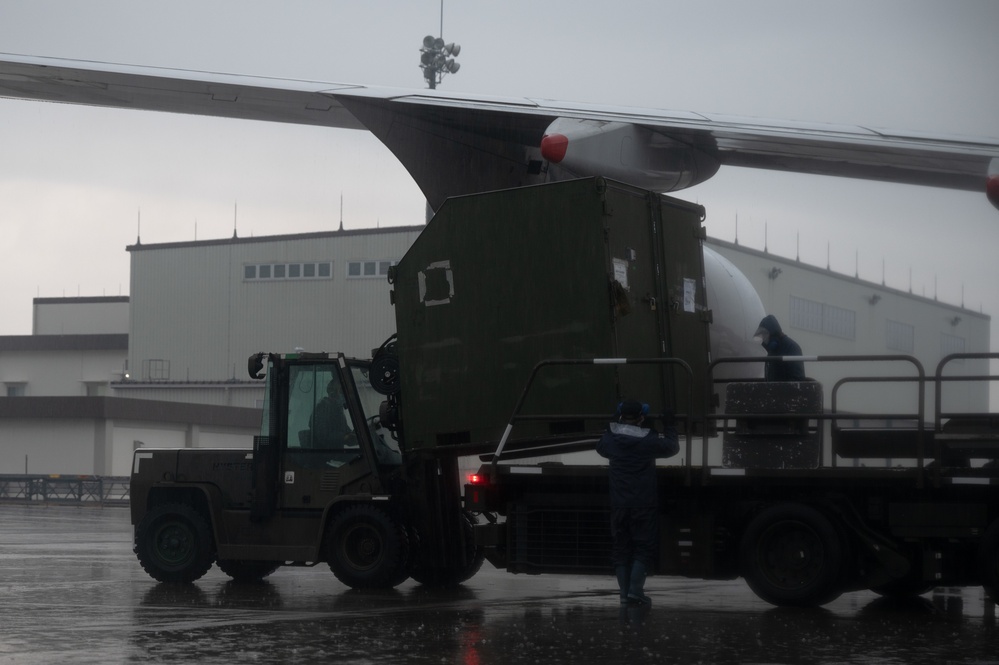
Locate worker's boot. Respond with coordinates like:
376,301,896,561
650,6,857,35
615,565,631,605
627,560,651,605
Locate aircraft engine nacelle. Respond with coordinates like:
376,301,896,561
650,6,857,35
988,158,999,211
540,118,720,192
702,246,766,381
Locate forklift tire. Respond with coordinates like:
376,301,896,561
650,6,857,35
135,503,215,584
739,503,844,607
216,559,281,582
326,504,409,589
410,512,485,587
977,518,999,600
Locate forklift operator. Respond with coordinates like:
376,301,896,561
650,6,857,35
310,379,353,448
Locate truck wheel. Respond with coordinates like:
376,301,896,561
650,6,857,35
135,503,214,583
977,518,999,599
326,504,409,589
216,559,281,582
410,512,485,587
739,503,844,607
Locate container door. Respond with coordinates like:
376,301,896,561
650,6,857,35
604,187,710,423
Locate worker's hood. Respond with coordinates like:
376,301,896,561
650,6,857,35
755,314,783,338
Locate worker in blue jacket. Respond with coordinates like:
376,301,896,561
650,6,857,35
596,400,679,605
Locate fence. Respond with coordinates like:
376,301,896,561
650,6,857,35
0,475,129,506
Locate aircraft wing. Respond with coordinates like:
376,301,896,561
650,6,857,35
1,53,996,212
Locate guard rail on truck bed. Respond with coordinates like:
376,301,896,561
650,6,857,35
478,353,999,489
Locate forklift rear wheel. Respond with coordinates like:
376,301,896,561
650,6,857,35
135,503,214,584
739,503,844,607
327,504,409,589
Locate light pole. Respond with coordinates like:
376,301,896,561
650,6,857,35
420,35,460,89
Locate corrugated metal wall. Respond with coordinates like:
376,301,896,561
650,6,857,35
708,238,991,414
123,226,989,413
128,227,423,383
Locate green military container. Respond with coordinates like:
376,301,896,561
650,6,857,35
390,177,711,451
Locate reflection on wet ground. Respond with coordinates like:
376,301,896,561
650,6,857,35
1,504,997,664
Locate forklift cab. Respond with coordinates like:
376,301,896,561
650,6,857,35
272,355,402,467
249,352,402,518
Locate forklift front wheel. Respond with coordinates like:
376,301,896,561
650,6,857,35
326,504,409,589
135,502,214,584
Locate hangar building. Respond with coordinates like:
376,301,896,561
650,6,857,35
0,221,989,476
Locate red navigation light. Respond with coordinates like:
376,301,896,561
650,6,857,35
540,133,568,163
987,173,999,212
468,473,486,485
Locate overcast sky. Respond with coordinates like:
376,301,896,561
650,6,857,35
0,0,997,340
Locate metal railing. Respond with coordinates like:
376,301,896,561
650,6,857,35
488,357,695,479
478,352,998,489
0,475,129,506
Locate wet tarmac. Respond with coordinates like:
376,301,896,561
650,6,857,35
1,504,998,664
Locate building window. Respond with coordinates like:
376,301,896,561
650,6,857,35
142,359,171,381
347,260,396,279
886,320,915,353
244,261,333,281
823,304,856,340
941,332,966,359
789,296,823,334
789,296,855,340
5,383,26,397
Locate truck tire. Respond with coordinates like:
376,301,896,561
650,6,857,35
739,503,844,607
216,559,281,582
326,504,409,589
135,503,214,584
977,518,999,599
410,512,485,587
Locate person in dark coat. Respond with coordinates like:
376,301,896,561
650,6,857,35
596,400,680,605
310,379,352,447
755,314,806,381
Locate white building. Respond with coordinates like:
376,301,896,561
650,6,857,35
0,223,989,477
0,297,257,476
708,238,990,417
120,225,424,407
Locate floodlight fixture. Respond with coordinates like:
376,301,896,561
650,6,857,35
419,34,461,89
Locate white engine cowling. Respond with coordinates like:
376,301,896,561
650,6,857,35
540,117,720,192
702,245,766,381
